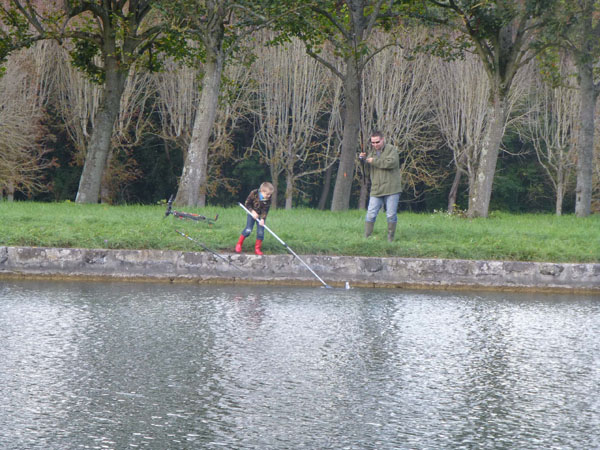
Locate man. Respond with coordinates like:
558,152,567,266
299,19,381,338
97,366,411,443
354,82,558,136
359,131,403,242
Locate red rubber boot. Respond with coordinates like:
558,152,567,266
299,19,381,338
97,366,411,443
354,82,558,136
254,239,263,255
235,235,245,253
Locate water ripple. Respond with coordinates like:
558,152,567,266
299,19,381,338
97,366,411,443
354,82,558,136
0,281,598,449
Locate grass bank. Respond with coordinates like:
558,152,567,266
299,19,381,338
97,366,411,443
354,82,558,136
0,201,598,263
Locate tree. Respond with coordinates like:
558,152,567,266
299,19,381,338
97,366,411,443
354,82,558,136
64,1,165,204
154,53,254,201
431,47,533,214
154,57,198,151
49,41,154,203
431,50,490,213
158,0,276,207
0,0,44,68
2,0,170,203
272,0,410,211
426,0,559,217
164,0,228,207
551,0,600,217
318,74,344,210
0,42,55,200
249,35,334,209
516,59,578,215
593,120,600,213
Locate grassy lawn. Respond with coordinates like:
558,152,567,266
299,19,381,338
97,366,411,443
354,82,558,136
0,201,598,263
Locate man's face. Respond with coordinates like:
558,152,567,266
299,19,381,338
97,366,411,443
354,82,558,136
370,136,384,151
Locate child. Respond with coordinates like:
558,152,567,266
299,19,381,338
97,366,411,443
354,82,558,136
235,182,274,255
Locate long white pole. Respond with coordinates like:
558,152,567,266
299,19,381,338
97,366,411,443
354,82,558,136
238,203,330,288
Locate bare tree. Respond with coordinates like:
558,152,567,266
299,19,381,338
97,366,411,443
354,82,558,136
103,69,155,203
426,0,560,218
164,0,277,207
431,52,490,214
0,42,54,200
154,53,254,201
318,76,344,210
154,57,198,151
51,43,101,166
361,30,443,208
516,61,579,215
431,45,534,214
249,35,335,209
553,0,600,217
210,59,256,197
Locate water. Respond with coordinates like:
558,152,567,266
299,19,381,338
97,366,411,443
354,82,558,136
0,280,598,449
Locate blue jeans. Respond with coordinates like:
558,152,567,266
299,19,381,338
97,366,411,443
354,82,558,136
242,214,265,240
366,193,400,223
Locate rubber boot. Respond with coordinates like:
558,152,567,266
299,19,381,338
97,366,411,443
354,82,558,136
254,239,263,255
235,235,245,253
387,222,397,242
365,221,374,238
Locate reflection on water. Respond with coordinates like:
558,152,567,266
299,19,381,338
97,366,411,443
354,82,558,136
0,280,598,449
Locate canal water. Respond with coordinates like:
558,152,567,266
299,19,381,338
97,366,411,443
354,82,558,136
0,280,598,449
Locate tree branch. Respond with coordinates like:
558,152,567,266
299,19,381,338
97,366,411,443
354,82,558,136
11,0,45,34
306,47,343,79
310,4,352,42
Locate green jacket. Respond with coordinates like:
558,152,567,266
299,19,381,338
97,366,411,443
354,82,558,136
366,143,403,197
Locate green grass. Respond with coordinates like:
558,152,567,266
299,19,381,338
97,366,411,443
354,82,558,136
0,201,598,263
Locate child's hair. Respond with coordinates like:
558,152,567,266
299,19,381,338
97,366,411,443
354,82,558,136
260,182,274,194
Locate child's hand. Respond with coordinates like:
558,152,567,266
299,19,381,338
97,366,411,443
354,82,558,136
251,211,259,220
259,219,265,226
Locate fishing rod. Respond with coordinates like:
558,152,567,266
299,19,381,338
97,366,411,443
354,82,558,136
354,30,367,189
238,202,332,289
175,229,243,272
165,195,218,224
358,121,367,188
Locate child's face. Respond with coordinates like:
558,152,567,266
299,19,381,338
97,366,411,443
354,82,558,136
260,189,272,199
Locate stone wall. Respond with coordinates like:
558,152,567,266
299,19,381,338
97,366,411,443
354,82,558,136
0,246,598,293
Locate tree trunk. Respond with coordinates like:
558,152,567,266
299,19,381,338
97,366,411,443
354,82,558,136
575,60,596,217
285,169,293,210
269,167,279,210
449,153,469,213
7,181,14,202
358,182,368,210
556,180,564,216
100,150,113,204
330,61,360,211
318,165,333,210
175,42,224,207
75,57,127,204
468,91,507,218
448,167,462,214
